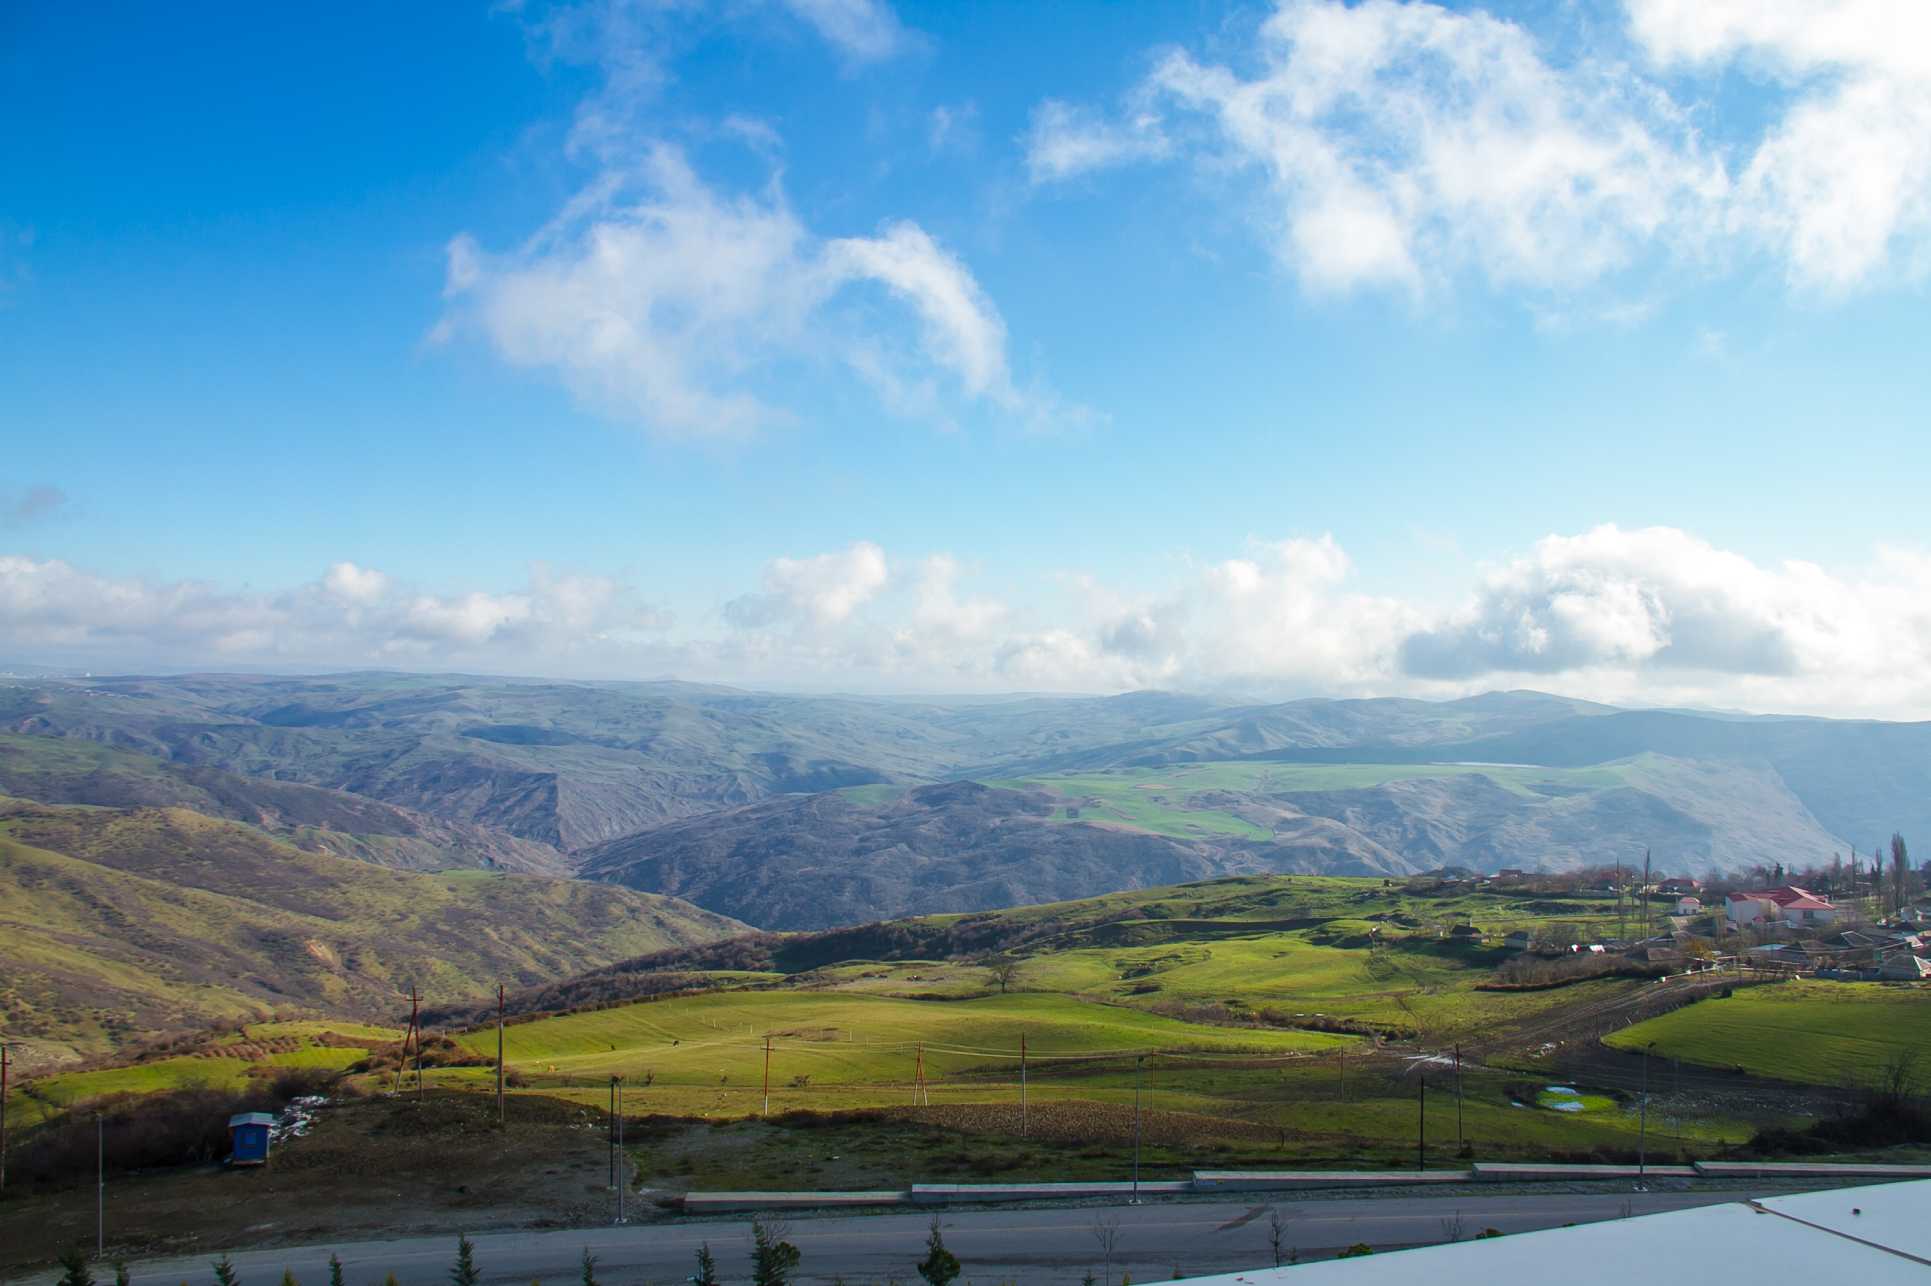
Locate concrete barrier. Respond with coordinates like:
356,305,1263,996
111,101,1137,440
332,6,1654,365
911,1181,1192,1203
1693,1162,1931,1179
1472,1163,1698,1181
1191,1170,1473,1190
682,1190,907,1212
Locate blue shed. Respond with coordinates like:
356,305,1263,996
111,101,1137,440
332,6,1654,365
228,1112,275,1166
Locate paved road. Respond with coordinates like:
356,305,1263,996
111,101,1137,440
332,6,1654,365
51,1189,1768,1286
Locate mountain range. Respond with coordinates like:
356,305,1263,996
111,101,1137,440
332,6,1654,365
3,671,1927,934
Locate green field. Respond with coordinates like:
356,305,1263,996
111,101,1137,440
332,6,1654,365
1606,981,1931,1084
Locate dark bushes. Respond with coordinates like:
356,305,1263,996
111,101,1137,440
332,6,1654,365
9,1081,310,1188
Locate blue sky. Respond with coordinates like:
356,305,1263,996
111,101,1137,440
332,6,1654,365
4,1,1930,715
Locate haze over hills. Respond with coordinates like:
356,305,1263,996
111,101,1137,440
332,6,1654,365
1,671,1927,933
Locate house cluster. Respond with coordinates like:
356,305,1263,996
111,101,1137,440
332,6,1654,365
1724,885,1839,929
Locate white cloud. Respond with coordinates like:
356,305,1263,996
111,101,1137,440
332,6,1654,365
775,0,906,63
1031,0,1931,298
1024,100,1170,183
1628,0,1931,292
725,540,889,629
0,557,671,669
442,146,1045,433
8,528,1931,716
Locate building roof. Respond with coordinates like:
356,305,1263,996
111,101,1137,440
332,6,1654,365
228,1112,276,1128
1176,1180,1931,1286
1732,886,1833,910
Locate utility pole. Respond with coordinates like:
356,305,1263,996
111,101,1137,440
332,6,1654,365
1616,859,1625,944
97,1111,105,1257
1,1041,10,1193
1453,1044,1464,1153
1131,1055,1144,1204
1019,1034,1035,1135
496,983,506,1127
1338,1048,1346,1103
762,1035,773,1116
607,1077,617,1190
614,1076,626,1225
1643,848,1653,941
1416,1075,1426,1172
1637,1041,1654,1190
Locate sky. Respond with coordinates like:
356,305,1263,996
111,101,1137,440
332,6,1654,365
3,0,1930,716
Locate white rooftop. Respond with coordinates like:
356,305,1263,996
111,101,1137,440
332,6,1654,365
1180,1179,1931,1285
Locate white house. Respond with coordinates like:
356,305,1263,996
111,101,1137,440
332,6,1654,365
1726,886,1838,929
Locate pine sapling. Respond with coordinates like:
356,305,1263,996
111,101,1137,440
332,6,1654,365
450,1237,481,1286
691,1244,719,1286
916,1218,960,1286
57,1248,96,1286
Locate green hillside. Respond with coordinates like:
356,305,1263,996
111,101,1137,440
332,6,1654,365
0,798,744,1068
1606,980,1931,1083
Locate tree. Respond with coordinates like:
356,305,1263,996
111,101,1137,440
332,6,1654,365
450,1237,481,1286
57,1249,96,1286
115,1265,132,1286
750,1220,801,1286
280,1273,299,1286
1892,834,1911,916
212,1256,240,1286
916,1218,960,1286
579,1249,599,1286
691,1245,719,1286
328,1257,344,1286
1266,1208,1292,1267
984,957,1021,994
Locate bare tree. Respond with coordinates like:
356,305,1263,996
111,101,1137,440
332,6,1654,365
984,957,1022,994
1267,1208,1295,1266
1091,1214,1122,1283
1439,1211,1466,1244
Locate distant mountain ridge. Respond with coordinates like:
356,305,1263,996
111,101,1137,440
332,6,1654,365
1,673,1925,933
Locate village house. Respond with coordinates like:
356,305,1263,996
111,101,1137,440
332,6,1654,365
1878,952,1931,981
1726,885,1839,929
1658,877,1701,895
1674,895,1702,915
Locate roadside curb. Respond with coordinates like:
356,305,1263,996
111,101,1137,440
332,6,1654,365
677,1161,1931,1212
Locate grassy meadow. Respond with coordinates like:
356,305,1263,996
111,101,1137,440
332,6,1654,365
1606,980,1931,1085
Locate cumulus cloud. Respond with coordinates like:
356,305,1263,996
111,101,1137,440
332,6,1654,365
725,541,890,629
1029,0,1931,297
0,557,671,669
6,528,1930,715
441,146,1043,433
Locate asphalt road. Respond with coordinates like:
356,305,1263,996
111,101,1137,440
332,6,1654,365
55,1189,1765,1286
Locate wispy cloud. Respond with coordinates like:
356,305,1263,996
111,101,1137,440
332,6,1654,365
441,146,1049,434
1027,0,1931,300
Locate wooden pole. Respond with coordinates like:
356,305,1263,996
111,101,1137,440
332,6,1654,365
412,985,423,1103
496,983,506,1126
615,1077,626,1225
1416,1075,1426,1172
96,1111,104,1257
762,1034,772,1116
1,1041,10,1193
1454,1043,1464,1152
1019,1033,1028,1135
